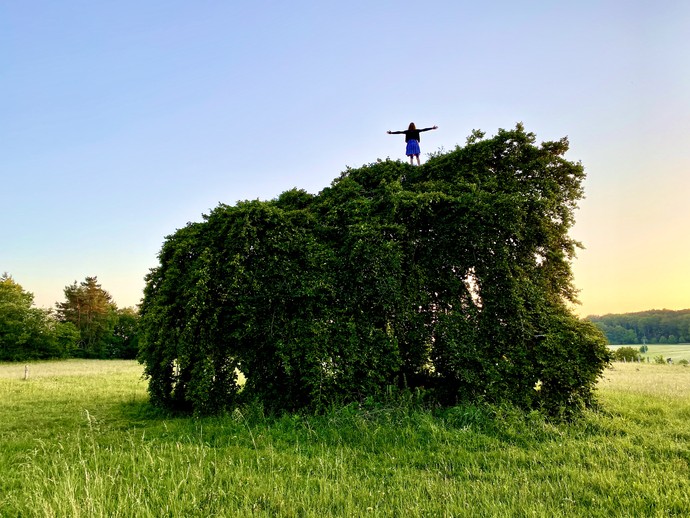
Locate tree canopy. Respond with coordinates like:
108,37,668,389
56,276,141,359
56,276,117,358
139,125,610,416
0,273,78,361
0,274,141,361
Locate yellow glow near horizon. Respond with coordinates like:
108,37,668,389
571,163,690,317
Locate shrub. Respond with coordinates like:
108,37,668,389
612,346,642,362
139,125,610,417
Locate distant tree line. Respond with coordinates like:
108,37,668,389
588,309,690,345
0,273,139,362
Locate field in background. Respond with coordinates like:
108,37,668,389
600,361,690,398
0,359,143,379
609,343,690,362
1,360,689,516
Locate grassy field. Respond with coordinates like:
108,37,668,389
609,344,690,362
1,360,689,517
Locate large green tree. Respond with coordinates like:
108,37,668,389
108,307,141,359
0,273,78,361
56,276,117,358
139,125,610,416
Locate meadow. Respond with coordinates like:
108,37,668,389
609,343,690,362
1,360,689,517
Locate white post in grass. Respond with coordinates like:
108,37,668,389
24,365,29,380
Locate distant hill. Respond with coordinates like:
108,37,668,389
587,309,690,344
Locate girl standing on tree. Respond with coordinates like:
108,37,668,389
387,122,438,165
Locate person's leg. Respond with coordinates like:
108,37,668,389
409,155,414,165
415,154,421,166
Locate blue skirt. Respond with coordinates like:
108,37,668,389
406,139,421,156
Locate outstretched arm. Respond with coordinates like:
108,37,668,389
387,130,405,134
419,125,439,132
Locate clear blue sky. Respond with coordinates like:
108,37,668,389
3,1,689,316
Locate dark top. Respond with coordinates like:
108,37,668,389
389,127,435,142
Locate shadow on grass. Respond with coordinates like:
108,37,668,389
110,392,612,455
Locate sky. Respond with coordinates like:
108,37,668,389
2,1,689,317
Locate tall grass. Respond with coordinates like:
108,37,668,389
1,360,689,516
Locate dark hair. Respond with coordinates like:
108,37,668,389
408,122,416,130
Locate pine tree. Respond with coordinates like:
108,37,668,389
57,276,116,358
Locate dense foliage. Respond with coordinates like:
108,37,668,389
56,277,117,358
589,309,690,344
56,276,141,359
0,273,78,361
611,346,642,362
139,125,610,416
0,274,140,361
